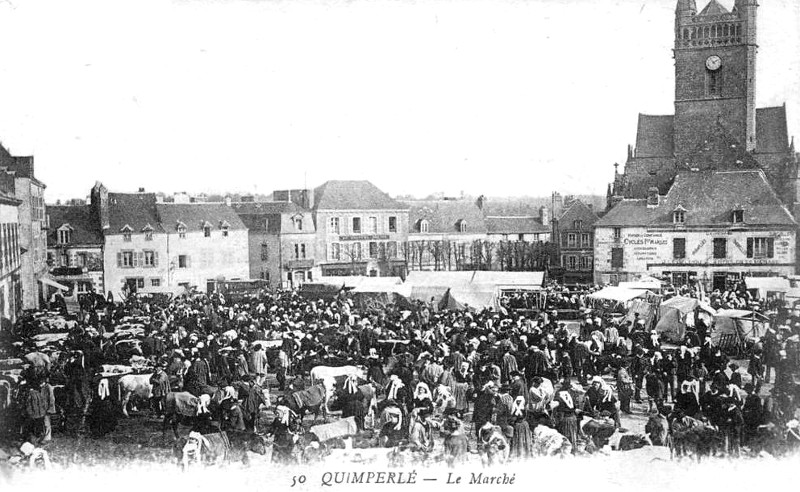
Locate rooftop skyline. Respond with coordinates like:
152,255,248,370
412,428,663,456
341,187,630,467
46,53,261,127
0,0,798,202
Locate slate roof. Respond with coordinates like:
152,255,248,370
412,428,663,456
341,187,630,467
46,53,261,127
756,106,790,154
156,203,246,233
699,0,729,16
107,193,164,234
46,206,104,246
402,199,488,234
485,216,549,234
231,201,308,234
635,115,675,158
598,170,796,228
314,181,406,211
557,200,600,230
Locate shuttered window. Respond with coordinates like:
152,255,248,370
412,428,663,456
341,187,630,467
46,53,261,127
713,238,727,259
747,237,774,259
673,238,686,259
611,247,623,268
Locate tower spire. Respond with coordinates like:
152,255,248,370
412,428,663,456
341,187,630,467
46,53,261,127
676,0,697,15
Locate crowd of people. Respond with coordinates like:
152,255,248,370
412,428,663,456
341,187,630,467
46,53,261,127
1,278,799,470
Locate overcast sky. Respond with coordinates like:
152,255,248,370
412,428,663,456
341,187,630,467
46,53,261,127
0,0,798,202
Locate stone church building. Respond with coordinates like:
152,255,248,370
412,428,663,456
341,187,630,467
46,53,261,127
608,0,798,211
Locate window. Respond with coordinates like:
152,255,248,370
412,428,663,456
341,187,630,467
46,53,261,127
518,234,525,241
294,217,303,231
123,232,132,242
707,69,721,96
60,252,68,267
178,225,187,239
713,238,727,259
458,221,467,233
732,210,744,224
673,210,685,224
144,250,156,267
121,251,134,268
613,227,622,240
330,243,341,261
260,243,269,261
368,217,378,234
581,234,590,247
573,220,582,230
369,241,378,258
747,237,774,259
151,278,161,287
294,244,306,260
419,220,430,233
388,216,397,233
567,256,577,270
352,242,362,260
136,278,145,289
58,229,71,245
204,225,211,237
76,253,87,267
673,238,686,259
307,271,313,281
567,233,576,248
672,272,689,287
352,217,361,234
221,226,229,237
329,217,340,234
579,256,590,270
264,218,270,231
388,241,398,258
178,255,188,268
144,231,153,241
611,247,623,268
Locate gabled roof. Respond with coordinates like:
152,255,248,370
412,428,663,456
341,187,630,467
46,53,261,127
402,199,488,234
598,170,796,228
155,203,246,233
485,216,549,235
314,180,406,210
107,193,164,234
46,205,104,246
230,201,306,215
635,114,674,158
756,106,790,154
557,200,600,229
698,0,729,16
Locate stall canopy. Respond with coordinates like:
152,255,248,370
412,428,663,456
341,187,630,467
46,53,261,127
317,276,403,290
655,296,716,343
711,309,769,347
40,277,69,291
618,276,663,292
744,277,790,298
587,287,648,303
404,271,544,311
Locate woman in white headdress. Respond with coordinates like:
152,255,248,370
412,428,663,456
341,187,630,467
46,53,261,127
509,396,533,459
412,382,434,414
551,385,578,452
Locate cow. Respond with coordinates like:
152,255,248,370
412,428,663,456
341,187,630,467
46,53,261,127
163,391,212,438
117,373,153,417
670,415,724,461
284,378,336,422
310,365,365,386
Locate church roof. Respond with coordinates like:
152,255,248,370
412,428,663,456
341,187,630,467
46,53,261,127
699,0,729,16
598,170,796,228
635,114,674,158
682,120,760,170
756,106,790,154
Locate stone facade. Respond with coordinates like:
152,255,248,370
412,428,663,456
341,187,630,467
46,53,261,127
0,172,22,328
553,200,599,284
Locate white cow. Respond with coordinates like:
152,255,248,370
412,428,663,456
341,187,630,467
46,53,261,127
118,373,153,417
310,365,365,386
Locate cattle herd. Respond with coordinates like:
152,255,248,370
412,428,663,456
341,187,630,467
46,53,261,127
0,283,799,474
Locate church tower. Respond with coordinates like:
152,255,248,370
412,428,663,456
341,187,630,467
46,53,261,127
673,0,758,161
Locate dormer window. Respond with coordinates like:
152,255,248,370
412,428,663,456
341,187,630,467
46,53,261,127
57,225,72,245
573,220,582,230
120,224,133,242
457,220,467,233
673,206,686,225
202,221,212,238
732,209,744,224
220,220,230,237
176,221,187,239
294,217,303,231
419,219,430,233
142,224,154,241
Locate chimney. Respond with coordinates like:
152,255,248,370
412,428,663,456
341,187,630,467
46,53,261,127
647,187,660,208
138,187,146,193
90,181,110,230
539,206,549,227
609,195,624,210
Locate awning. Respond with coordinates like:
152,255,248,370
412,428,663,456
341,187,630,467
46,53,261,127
40,277,69,291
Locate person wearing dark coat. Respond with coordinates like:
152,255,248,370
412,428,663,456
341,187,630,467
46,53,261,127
524,346,550,380
472,382,498,438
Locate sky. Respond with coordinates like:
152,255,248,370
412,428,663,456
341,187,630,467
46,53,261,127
0,0,798,202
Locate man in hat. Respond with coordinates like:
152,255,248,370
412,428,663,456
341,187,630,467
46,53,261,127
615,358,634,414
149,359,171,417
473,382,498,438
250,343,267,386
509,370,526,399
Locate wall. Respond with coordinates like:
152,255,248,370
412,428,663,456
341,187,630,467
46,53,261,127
16,178,47,309
47,245,105,298
103,233,169,298
167,229,249,292
594,226,796,285
0,202,21,326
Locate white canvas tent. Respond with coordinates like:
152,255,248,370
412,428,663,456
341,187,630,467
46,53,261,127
587,287,648,303
618,276,663,293
744,277,790,299
711,309,769,350
404,271,544,310
655,296,716,343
